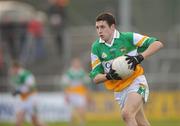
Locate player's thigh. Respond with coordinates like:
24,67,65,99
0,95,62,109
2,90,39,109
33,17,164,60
69,94,86,107
114,75,149,109
16,110,26,124
31,114,39,124
26,94,38,115
135,106,150,126
123,92,143,115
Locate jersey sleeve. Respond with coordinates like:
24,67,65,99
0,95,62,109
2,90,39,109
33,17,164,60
25,75,35,86
133,33,158,46
122,32,158,53
16,75,36,93
89,43,104,79
132,33,158,53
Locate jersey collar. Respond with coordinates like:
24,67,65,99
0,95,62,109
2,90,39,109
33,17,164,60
99,29,120,47
18,68,24,74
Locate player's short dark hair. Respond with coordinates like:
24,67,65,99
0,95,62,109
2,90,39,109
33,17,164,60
11,60,22,68
96,12,116,26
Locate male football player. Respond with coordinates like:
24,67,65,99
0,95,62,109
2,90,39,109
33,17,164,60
90,12,163,126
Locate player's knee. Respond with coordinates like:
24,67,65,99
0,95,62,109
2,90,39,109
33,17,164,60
137,121,151,126
136,116,151,126
121,109,134,122
32,117,40,126
15,123,21,126
16,121,23,126
15,118,23,126
32,121,41,126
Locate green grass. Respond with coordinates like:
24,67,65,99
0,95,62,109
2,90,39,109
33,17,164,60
0,119,179,126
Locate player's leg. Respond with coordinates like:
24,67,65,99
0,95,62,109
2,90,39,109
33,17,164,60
31,113,47,126
15,99,26,126
68,94,87,126
27,94,46,126
116,75,149,126
135,81,150,126
15,110,25,126
76,106,86,126
30,102,47,126
67,94,78,126
135,106,150,126
121,92,143,126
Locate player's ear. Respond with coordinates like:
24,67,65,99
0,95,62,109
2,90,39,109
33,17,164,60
110,24,115,29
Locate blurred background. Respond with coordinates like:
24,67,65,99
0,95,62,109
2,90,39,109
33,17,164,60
0,0,179,126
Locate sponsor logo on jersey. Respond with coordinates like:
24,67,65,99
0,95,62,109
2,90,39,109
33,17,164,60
120,46,127,54
102,60,113,73
101,52,107,59
105,62,111,69
110,48,116,57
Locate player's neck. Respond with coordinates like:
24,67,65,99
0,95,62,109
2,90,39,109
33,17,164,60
106,34,114,44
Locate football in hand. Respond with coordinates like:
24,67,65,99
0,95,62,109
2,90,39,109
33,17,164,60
112,56,134,79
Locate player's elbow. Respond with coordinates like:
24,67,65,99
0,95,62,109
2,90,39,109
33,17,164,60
93,75,102,84
93,74,106,84
93,78,99,84
156,41,164,49
161,42,164,48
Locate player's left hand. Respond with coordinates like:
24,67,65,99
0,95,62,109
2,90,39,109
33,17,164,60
12,89,21,96
106,67,122,80
125,54,144,70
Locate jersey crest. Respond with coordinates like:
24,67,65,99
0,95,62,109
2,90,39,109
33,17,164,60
101,52,107,59
120,46,127,54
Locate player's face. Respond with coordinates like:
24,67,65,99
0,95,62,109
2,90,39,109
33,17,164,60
10,67,19,75
71,58,82,70
96,21,115,42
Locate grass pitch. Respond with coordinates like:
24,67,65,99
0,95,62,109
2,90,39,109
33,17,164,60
0,119,179,126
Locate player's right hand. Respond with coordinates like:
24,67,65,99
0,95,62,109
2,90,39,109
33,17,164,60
125,54,144,70
12,89,21,96
106,67,122,80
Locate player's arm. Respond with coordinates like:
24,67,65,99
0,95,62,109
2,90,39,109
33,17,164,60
90,43,105,84
126,40,163,70
93,68,122,84
93,73,107,84
141,41,163,59
90,58,121,84
10,77,32,96
90,54,121,84
90,52,107,84
12,89,21,96
125,33,163,70
17,75,36,95
90,44,121,84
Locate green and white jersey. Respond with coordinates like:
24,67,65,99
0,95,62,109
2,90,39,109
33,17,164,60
61,68,90,95
62,68,90,87
90,30,157,79
11,68,36,92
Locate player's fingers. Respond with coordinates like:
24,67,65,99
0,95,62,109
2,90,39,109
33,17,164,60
130,64,134,70
127,60,132,64
125,57,130,61
114,73,122,80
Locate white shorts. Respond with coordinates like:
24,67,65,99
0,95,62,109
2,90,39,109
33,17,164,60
114,75,149,108
15,94,38,116
67,94,86,108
